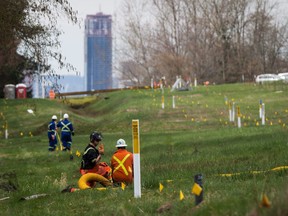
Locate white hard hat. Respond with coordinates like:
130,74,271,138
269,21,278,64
63,113,69,119
52,115,57,120
116,139,127,147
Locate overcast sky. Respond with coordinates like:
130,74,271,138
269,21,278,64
54,0,288,77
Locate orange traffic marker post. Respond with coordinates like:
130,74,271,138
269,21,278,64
132,119,141,198
49,90,55,99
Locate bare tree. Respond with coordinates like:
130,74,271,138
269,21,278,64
118,0,288,85
246,0,288,76
151,0,191,84
118,0,154,85
119,60,146,86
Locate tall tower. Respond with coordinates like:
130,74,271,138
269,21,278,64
85,12,112,91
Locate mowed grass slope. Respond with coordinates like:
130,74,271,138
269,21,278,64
1,83,288,216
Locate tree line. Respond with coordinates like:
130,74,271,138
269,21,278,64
118,0,288,86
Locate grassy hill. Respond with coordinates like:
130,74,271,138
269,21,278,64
1,83,288,215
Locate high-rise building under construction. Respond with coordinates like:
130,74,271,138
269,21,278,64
85,12,112,91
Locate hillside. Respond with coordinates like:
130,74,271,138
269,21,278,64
1,83,288,137
1,83,288,216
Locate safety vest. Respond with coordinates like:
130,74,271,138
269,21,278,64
81,146,98,169
83,147,95,155
60,122,71,132
112,154,131,176
48,122,56,133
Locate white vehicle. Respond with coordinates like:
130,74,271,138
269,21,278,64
255,74,281,84
278,72,288,82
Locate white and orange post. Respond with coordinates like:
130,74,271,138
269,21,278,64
259,99,262,118
237,106,241,128
261,103,265,125
172,96,175,109
232,102,235,122
194,77,197,87
132,119,141,198
229,101,232,122
5,121,8,139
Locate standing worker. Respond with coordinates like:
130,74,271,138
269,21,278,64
48,115,58,151
110,139,133,184
57,113,74,151
80,131,112,182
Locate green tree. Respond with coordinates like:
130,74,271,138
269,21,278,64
0,0,77,98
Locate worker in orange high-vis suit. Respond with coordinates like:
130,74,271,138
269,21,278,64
110,139,133,184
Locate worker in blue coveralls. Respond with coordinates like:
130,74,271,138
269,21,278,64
57,113,74,151
48,115,58,151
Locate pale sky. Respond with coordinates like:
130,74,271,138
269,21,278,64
53,0,124,76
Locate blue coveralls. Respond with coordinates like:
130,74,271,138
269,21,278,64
57,119,74,151
48,120,57,151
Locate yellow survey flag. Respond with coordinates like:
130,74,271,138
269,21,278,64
75,150,81,157
159,183,164,192
179,190,185,201
192,183,202,196
121,182,126,190
261,194,271,208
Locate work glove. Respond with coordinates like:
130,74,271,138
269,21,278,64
98,143,104,155
71,131,75,136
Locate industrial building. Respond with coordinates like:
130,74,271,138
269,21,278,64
85,12,112,91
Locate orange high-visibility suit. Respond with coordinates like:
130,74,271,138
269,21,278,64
111,149,133,184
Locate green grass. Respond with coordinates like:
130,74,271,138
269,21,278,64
1,83,288,215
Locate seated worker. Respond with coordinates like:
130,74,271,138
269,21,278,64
80,131,112,183
110,139,133,184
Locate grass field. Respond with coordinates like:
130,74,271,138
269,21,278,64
1,83,288,215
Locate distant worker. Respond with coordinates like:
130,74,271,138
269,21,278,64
48,115,58,151
57,113,74,151
110,139,133,184
80,131,112,183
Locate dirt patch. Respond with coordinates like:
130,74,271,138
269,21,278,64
0,153,10,158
